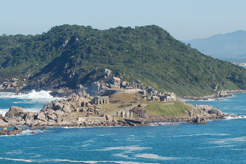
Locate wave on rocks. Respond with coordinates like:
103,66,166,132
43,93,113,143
0,90,59,101
225,115,246,120
0,90,62,116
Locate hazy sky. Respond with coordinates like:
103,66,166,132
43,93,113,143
1,0,246,40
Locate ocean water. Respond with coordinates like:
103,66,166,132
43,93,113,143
1,92,246,163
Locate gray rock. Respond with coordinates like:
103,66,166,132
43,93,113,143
62,105,71,113
208,108,223,116
5,106,25,118
54,102,63,110
104,69,112,78
13,126,22,131
106,115,112,122
7,130,17,135
0,130,7,135
0,119,9,127
37,112,46,122
54,110,64,117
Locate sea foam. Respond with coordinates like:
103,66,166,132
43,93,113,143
0,90,59,101
0,90,62,116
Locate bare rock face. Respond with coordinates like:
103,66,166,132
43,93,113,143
189,115,207,124
0,119,9,127
13,126,22,131
0,129,7,135
106,115,112,122
3,106,26,125
7,130,17,135
37,112,46,122
104,69,112,78
62,105,71,113
208,108,223,117
130,108,149,119
112,118,118,123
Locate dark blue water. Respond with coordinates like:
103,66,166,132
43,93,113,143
1,92,246,163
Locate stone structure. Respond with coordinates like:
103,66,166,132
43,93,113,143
94,96,109,105
151,96,160,101
160,92,177,102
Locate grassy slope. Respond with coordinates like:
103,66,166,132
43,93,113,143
98,93,193,117
145,101,193,117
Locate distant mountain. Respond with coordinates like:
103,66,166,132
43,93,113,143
1,25,246,96
185,30,246,59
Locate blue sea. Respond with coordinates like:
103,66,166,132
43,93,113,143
1,91,246,163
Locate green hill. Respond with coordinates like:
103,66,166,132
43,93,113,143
1,25,246,96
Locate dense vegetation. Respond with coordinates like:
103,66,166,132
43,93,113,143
1,24,246,96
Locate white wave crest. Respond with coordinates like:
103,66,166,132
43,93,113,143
210,136,246,145
0,157,157,164
98,146,150,151
225,115,246,120
0,108,9,116
19,129,44,136
0,90,59,101
135,153,179,160
173,133,230,137
149,122,180,126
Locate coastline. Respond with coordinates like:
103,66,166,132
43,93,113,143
181,89,246,101
0,89,246,136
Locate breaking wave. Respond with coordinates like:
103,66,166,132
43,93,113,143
0,157,157,164
0,90,60,101
225,115,246,120
0,90,63,116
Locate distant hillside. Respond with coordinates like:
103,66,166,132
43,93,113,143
1,25,246,96
185,30,246,59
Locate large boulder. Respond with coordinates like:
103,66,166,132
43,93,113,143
0,119,9,127
13,126,22,131
104,69,112,78
188,115,207,124
7,130,17,135
208,108,223,116
5,106,25,118
0,130,7,135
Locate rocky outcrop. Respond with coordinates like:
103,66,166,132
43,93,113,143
1,94,116,127
188,105,226,124
130,107,149,119
182,90,232,100
3,106,26,125
0,119,9,128
0,78,26,92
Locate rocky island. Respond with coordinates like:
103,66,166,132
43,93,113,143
0,72,237,136
1,25,246,135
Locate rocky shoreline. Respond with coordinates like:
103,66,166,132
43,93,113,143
0,96,240,136
181,89,246,101
181,90,232,101
1,75,246,136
